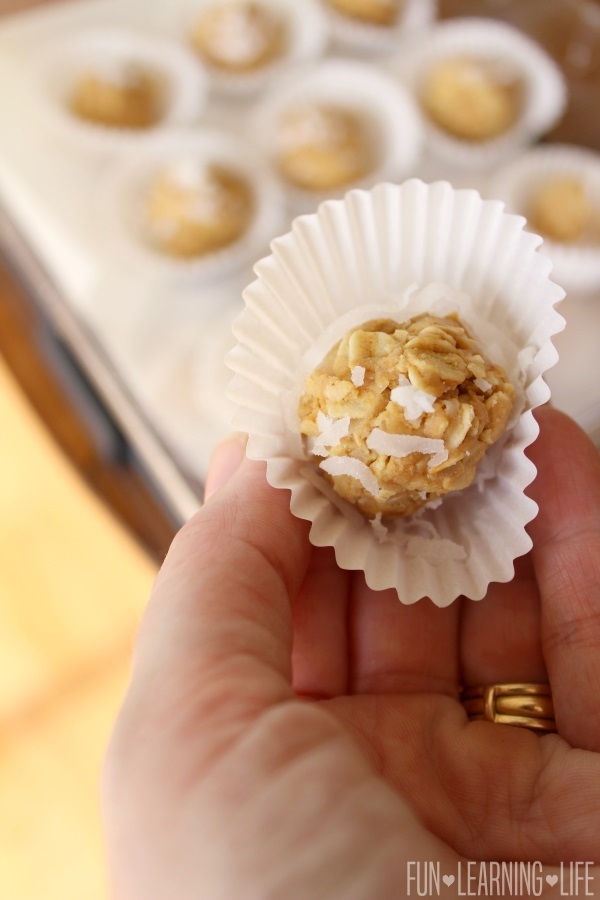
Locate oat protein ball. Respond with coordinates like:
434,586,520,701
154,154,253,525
70,62,160,129
190,1,284,73
299,314,515,519
277,104,376,192
529,178,593,244
144,160,254,259
421,57,520,142
325,0,402,27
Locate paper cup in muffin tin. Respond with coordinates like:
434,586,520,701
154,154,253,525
490,145,600,297
249,59,424,214
393,18,567,171
227,179,565,606
158,0,329,99
99,130,285,284
36,29,208,154
323,0,436,56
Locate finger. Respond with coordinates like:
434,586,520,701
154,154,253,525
129,441,312,746
528,407,600,751
349,576,460,696
291,546,351,699
210,439,351,701
331,693,600,863
204,431,248,500
460,554,547,687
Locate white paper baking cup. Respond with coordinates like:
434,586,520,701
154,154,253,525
324,0,436,56
490,145,600,297
226,180,565,605
36,29,208,154
158,0,328,99
249,59,424,214
99,130,285,284
393,18,567,171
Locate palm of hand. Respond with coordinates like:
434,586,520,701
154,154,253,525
105,410,600,899
216,556,598,890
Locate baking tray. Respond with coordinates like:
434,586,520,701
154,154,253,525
0,0,598,528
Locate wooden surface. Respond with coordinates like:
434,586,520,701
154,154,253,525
0,0,54,13
0,352,157,900
0,0,179,561
0,8,160,896
0,253,178,561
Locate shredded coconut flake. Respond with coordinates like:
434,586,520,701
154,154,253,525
474,377,492,393
167,158,213,192
366,428,448,468
203,5,274,67
351,366,365,387
390,378,436,421
279,106,350,152
156,161,234,226
312,411,351,457
89,56,145,88
320,456,380,498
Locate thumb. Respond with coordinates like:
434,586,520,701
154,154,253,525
129,434,311,739
204,432,248,500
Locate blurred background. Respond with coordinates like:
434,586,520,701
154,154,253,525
1,0,599,897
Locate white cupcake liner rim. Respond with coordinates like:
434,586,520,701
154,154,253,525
99,129,285,283
325,0,437,55
36,28,208,153
156,0,329,98
227,179,565,605
392,17,567,170
490,144,600,296
249,58,424,213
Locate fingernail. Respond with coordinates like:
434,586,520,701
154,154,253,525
204,433,247,501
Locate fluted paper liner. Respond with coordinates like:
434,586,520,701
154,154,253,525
159,0,328,98
393,18,567,171
250,59,424,214
325,0,436,55
100,130,285,283
490,145,600,297
227,180,565,605
36,29,208,154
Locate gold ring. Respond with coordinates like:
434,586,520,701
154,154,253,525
461,683,556,734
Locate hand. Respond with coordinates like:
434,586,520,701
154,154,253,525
103,407,600,899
